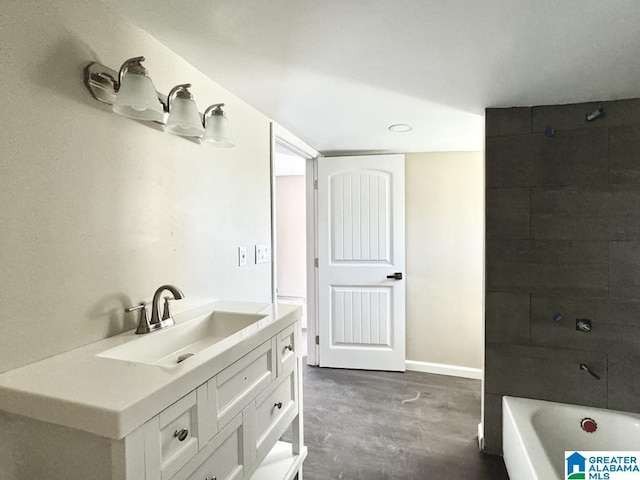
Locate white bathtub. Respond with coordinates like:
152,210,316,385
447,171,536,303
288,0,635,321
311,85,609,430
502,396,640,480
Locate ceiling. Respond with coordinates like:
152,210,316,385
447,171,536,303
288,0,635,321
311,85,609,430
106,1,640,155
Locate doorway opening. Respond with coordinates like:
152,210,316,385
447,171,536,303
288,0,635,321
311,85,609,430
271,127,318,363
274,142,308,356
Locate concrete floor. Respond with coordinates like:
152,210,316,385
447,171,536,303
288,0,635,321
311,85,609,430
299,365,509,480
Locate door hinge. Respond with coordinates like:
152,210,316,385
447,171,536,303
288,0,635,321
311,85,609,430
315,335,319,345
314,258,318,267
314,180,318,189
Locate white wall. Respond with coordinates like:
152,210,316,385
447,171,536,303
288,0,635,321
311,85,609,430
0,0,273,373
275,176,307,298
405,152,484,369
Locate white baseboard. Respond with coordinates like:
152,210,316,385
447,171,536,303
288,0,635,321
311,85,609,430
405,360,482,380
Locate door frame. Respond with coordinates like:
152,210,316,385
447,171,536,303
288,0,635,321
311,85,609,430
305,156,319,366
270,123,320,365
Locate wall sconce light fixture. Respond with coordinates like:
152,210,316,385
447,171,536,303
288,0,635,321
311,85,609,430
112,57,165,122
85,56,164,122
164,84,205,138
84,56,235,147
203,104,235,148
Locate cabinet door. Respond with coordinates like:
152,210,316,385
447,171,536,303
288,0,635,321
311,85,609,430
276,324,296,377
244,366,298,473
144,390,201,480
171,413,245,480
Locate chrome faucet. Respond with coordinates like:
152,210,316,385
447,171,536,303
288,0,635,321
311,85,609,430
125,284,184,334
150,284,184,327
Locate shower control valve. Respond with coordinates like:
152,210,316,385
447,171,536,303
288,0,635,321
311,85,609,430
576,319,592,332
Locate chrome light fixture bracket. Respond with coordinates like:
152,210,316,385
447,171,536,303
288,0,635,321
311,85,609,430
166,83,194,113
117,56,147,91
84,62,119,106
204,103,225,119
84,58,168,112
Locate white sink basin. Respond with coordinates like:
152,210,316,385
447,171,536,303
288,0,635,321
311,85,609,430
97,310,267,367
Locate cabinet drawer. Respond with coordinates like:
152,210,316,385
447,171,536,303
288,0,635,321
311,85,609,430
209,339,276,436
253,367,298,463
276,324,296,377
145,390,201,480
171,413,245,480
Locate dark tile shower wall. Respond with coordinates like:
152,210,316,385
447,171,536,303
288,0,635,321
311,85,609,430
483,98,640,454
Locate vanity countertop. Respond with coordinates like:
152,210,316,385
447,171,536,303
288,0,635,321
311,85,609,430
0,300,300,440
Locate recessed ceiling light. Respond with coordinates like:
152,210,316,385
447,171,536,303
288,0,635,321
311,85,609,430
388,124,413,133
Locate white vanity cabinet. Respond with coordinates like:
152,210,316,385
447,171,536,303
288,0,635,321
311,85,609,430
143,325,302,480
0,303,306,480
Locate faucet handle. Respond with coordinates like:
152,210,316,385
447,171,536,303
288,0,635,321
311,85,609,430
126,303,152,334
125,302,146,314
162,296,174,321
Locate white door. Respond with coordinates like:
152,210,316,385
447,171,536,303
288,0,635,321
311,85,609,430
317,154,405,371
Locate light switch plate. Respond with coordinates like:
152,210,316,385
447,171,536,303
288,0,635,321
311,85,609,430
255,244,270,264
238,246,248,266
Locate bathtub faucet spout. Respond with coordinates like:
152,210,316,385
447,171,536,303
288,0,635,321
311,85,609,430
579,363,601,380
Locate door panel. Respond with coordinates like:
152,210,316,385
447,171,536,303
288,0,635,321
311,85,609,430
331,287,391,347
318,154,405,371
330,170,391,263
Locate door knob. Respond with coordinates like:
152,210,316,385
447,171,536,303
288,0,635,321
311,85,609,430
386,272,403,280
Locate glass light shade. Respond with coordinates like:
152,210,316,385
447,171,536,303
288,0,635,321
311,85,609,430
165,97,205,137
203,114,235,147
113,73,164,122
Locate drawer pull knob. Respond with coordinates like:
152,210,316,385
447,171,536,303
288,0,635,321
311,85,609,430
274,402,283,409
174,428,189,441
285,344,293,351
